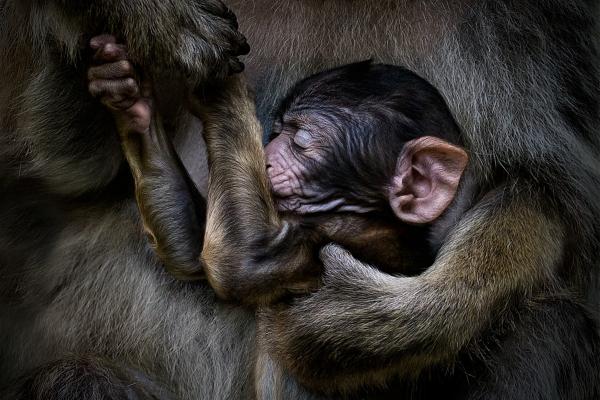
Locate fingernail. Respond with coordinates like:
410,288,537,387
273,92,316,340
239,40,250,55
229,60,244,75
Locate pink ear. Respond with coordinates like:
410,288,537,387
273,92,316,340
388,136,468,224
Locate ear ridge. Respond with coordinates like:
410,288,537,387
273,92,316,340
389,136,468,225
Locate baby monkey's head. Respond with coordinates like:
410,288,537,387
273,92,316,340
266,61,468,226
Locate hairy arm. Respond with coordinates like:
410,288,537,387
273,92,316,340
86,37,319,298
259,188,565,392
87,37,206,279
192,77,323,304
123,114,207,280
0,1,246,195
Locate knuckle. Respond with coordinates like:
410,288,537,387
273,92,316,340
124,77,137,89
88,82,101,96
103,43,115,53
118,60,133,74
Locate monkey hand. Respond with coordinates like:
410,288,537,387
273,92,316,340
88,35,153,138
87,34,171,182
168,1,250,81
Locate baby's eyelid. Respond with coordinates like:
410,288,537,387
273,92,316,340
293,129,313,148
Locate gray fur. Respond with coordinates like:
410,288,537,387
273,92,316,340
0,0,599,399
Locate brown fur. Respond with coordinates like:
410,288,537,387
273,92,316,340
1,1,599,399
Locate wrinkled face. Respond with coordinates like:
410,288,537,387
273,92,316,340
264,110,435,275
265,110,376,215
266,112,327,213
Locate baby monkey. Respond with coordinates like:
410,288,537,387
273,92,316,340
88,36,468,305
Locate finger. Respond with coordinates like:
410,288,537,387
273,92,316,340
89,78,140,103
234,33,250,56
93,43,128,63
202,1,234,21
88,60,135,81
223,7,239,30
238,37,250,56
90,34,117,50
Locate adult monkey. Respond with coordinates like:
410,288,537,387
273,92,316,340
92,7,600,400
212,4,600,399
0,0,599,399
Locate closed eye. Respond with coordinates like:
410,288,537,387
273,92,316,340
293,129,313,148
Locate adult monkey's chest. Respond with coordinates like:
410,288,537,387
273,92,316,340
225,0,472,138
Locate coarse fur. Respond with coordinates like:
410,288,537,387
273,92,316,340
191,60,600,398
0,1,256,399
0,0,599,400
189,62,467,304
121,61,471,393
227,0,600,397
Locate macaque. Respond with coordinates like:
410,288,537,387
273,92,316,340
84,32,599,396
3,0,599,397
87,39,468,304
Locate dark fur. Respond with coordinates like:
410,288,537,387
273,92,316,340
0,1,255,399
271,61,464,209
1,0,599,399
189,63,463,305
1,356,175,400
154,70,410,308
230,1,600,397
220,0,600,396
187,57,600,397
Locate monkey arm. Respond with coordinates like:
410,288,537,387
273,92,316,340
194,77,323,304
35,0,248,81
113,75,317,295
1,1,247,195
119,115,206,280
259,188,565,392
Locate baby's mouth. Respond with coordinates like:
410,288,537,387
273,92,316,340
273,195,349,215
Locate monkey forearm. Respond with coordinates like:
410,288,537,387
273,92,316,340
121,117,206,280
198,80,320,303
202,102,279,236
264,189,565,388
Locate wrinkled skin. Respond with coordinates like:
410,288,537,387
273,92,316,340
266,121,344,214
